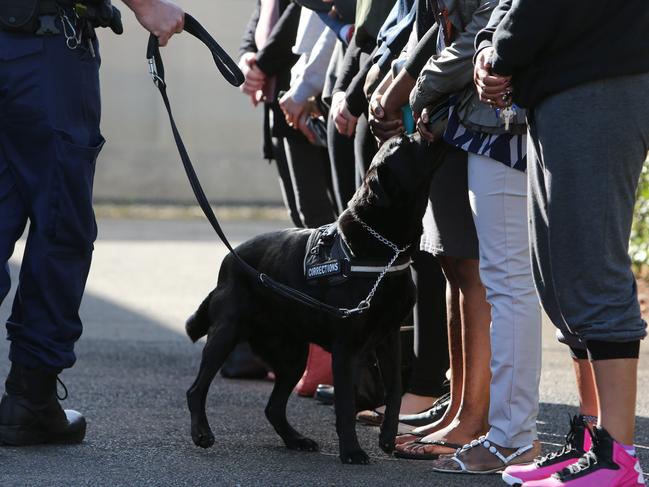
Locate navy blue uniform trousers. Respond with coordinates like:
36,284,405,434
0,30,103,371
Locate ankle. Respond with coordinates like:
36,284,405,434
5,363,59,404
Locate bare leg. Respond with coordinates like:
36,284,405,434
591,358,638,444
397,258,491,454
573,358,598,418
397,258,463,442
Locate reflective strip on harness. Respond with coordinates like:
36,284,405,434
350,260,411,274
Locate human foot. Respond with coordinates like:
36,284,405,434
431,436,540,474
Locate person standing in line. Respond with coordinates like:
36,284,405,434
475,1,649,485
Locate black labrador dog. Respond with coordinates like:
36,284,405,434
185,135,445,464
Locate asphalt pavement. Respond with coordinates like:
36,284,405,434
1,217,648,487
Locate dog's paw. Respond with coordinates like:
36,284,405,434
339,449,370,465
191,426,215,449
285,437,319,452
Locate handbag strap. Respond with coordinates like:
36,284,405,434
145,14,362,319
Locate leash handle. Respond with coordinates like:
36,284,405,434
146,14,244,88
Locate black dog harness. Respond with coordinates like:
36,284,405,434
304,223,411,285
146,16,410,319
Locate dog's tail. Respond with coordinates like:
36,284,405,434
185,291,213,342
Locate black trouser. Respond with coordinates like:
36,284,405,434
354,114,376,187
272,137,302,228
407,250,449,397
326,111,378,214
283,137,337,228
327,112,356,214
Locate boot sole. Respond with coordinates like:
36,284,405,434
0,422,86,446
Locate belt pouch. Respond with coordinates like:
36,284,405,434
0,0,40,32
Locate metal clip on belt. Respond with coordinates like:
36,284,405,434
145,15,377,319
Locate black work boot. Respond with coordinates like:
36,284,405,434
0,363,86,445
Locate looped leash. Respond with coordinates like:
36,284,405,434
145,15,401,320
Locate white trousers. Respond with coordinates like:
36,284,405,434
468,153,542,448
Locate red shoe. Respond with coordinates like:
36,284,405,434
295,344,332,397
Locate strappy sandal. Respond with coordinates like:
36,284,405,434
432,436,535,474
393,439,463,460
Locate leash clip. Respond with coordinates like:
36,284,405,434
148,57,165,88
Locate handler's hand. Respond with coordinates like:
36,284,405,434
368,96,403,144
125,0,184,47
474,47,511,109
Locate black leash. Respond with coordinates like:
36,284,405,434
146,14,366,319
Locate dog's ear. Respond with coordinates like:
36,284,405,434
366,168,392,208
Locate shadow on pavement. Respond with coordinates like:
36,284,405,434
1,261,648,486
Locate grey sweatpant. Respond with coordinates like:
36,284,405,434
527,73,649,349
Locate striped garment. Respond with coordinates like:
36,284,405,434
443,104,527,172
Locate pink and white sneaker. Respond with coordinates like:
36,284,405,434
502,415,591,486
522,427,645,487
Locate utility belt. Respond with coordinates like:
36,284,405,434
0,0,122,37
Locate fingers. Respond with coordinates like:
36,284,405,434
333,112,347,135
473,46,514,108
416,108,436,142
369,118,403,142
335,114,356,137
298,115,316,144
369,98,385,120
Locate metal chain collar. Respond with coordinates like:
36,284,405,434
343,210,411,315
349,209,410,254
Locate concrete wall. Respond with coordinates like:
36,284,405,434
95,0,283,205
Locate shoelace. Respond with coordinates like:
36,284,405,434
536,416,581,466
557,430,601,479
559,450,598,478
56,377,69,401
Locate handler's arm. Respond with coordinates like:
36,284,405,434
121,0,184,46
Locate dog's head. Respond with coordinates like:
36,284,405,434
352,134,444,209
347,134,446,247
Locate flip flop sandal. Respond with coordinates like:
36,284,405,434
393,439,463,460
432,436,534,474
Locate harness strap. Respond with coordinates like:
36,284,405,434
146,15,363,319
